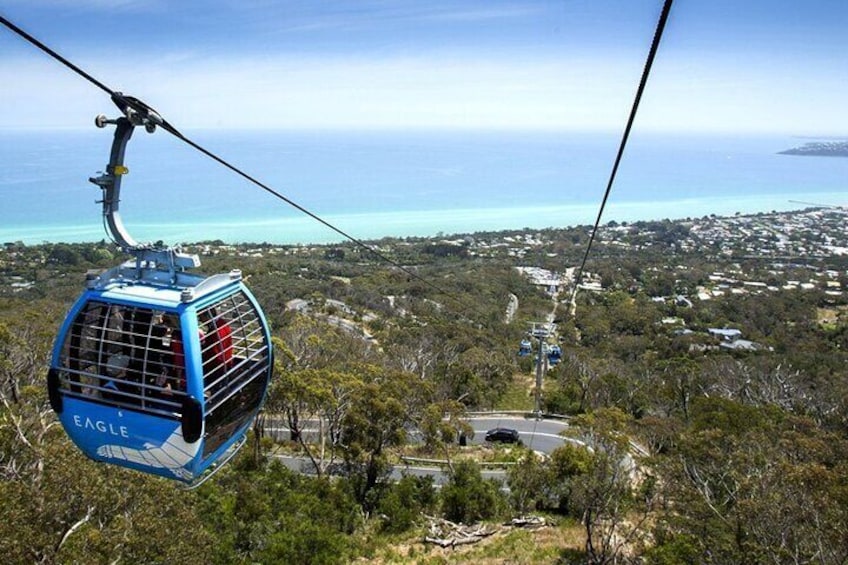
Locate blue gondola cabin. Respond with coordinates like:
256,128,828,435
47,266,272,484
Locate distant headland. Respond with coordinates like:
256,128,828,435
778,140,848,157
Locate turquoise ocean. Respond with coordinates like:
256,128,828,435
1,129,845,245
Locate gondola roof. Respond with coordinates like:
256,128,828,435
85,262,246,308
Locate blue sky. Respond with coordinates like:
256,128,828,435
1,0,846,134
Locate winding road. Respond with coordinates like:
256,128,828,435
266,414,585,485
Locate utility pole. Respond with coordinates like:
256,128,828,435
528,321,555,417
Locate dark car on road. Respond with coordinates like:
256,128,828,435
485,427,520,444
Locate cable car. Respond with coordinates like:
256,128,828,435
518,339,532,357
547,344,562,365
47,96,273,485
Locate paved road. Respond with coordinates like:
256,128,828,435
273,454,506,487
462,415,586,452
266,414,585,484
265,415,581,454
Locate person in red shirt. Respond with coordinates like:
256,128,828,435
199,309,234,392
160,313,185,395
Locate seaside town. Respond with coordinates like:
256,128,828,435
3,206,846,295
507,206,847,293
4,206,846,356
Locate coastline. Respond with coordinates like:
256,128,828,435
3,129,846,246
3,190,845,246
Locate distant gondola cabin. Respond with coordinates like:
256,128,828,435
48,267,272,484
547,344,562,365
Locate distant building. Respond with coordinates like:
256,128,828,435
579,282,604,292
286,298,310,312
708,328,743,341
515,266,565,293
720,339,762,352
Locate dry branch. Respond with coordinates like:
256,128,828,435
423,517,496,548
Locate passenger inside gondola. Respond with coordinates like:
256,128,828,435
199,308,233,394
103,352,129,401
104,305,126,357
161,313,185,394
138,312,172,410
100,306,131,400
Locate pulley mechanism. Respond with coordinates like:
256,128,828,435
88,93,200,287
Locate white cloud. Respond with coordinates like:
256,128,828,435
1,48,846,135
0,51,641,130
636,53,848,135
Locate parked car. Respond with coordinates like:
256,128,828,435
485,427,520,444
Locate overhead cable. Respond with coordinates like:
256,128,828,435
568,0,674,311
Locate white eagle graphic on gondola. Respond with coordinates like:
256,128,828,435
96,425,200,480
